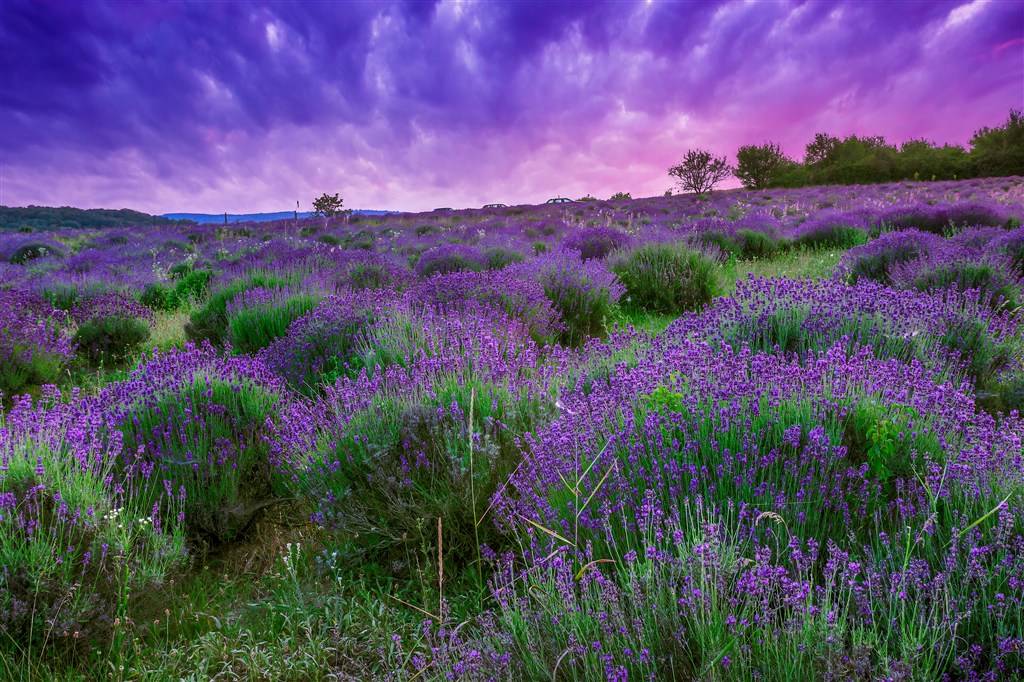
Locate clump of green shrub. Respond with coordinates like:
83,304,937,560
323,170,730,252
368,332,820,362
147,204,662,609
141,270,213,311
40,285,84,312
307,378,544,572
737,229,784,259
609,242,720,314
227,292,320,355
793,224,868,250
184,275,283,345
74,317,150,366
140,283,174,310
484,246,525,270
9,242,64,264
911,262,1021,311
692,230,783,260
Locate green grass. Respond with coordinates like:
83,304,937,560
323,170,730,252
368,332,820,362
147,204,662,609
612,306,676,335
148,308,192,352
719,248,845,293
2,506,430,682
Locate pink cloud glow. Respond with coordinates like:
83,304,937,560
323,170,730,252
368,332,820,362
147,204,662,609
1,0,1021,213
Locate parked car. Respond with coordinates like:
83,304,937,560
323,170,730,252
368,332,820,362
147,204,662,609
546,197,573,204
483,203,507,208
433,207,454,212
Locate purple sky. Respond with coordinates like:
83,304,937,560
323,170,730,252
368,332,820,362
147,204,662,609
1,1,1021,214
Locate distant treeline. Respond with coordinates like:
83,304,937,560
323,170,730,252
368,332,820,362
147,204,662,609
743,109,1024,190
0,206,195,231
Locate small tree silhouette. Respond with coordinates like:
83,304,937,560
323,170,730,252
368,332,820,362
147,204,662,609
312,192,344,217
668,149,732,194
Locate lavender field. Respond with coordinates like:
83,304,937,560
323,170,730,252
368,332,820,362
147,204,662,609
2,177,1024,680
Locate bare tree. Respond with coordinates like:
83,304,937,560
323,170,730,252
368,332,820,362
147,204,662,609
668,149,732,194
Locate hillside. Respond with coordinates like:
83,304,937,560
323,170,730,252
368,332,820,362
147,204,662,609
162,209,399,224
0,205,193,230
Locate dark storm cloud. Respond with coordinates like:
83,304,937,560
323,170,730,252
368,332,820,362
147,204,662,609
0,0,1020,212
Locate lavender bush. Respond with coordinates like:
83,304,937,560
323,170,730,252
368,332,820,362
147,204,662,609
511,248,625,346
414,243,486,278
0,290,74,395
225,285,321,354
875,200,1009,236
836,229,947,285
562,226,633,261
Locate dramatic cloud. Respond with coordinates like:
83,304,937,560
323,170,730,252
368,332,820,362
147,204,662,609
1,0,1020,213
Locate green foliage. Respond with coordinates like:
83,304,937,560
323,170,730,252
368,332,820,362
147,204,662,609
610,191,632,201
609,242,720,314
40,284,84,311
804,132,841,166
911,263,1020,311
735,141,789,189
736,229,783,259
184,275,283,345
227,293,320,355
692,230,782,260
312,192,344,218
0,429,187,668
168,262,194,280
842,402,937,483
74,316,150,366
766,111,1022,188
668,149,733,194
118,377,289,545
897,138,969,181
140,283,174,311
0,205,192,231
0,342,68,396
304,378,545,572
483,246,525,271
142,270,213,312
540,269,618,347
174,269,213,302
969,108,1024,177
792,224,868,251
9,242,64,264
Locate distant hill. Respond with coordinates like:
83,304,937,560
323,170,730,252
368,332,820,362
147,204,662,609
0,205,194,231
162,209,399,224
